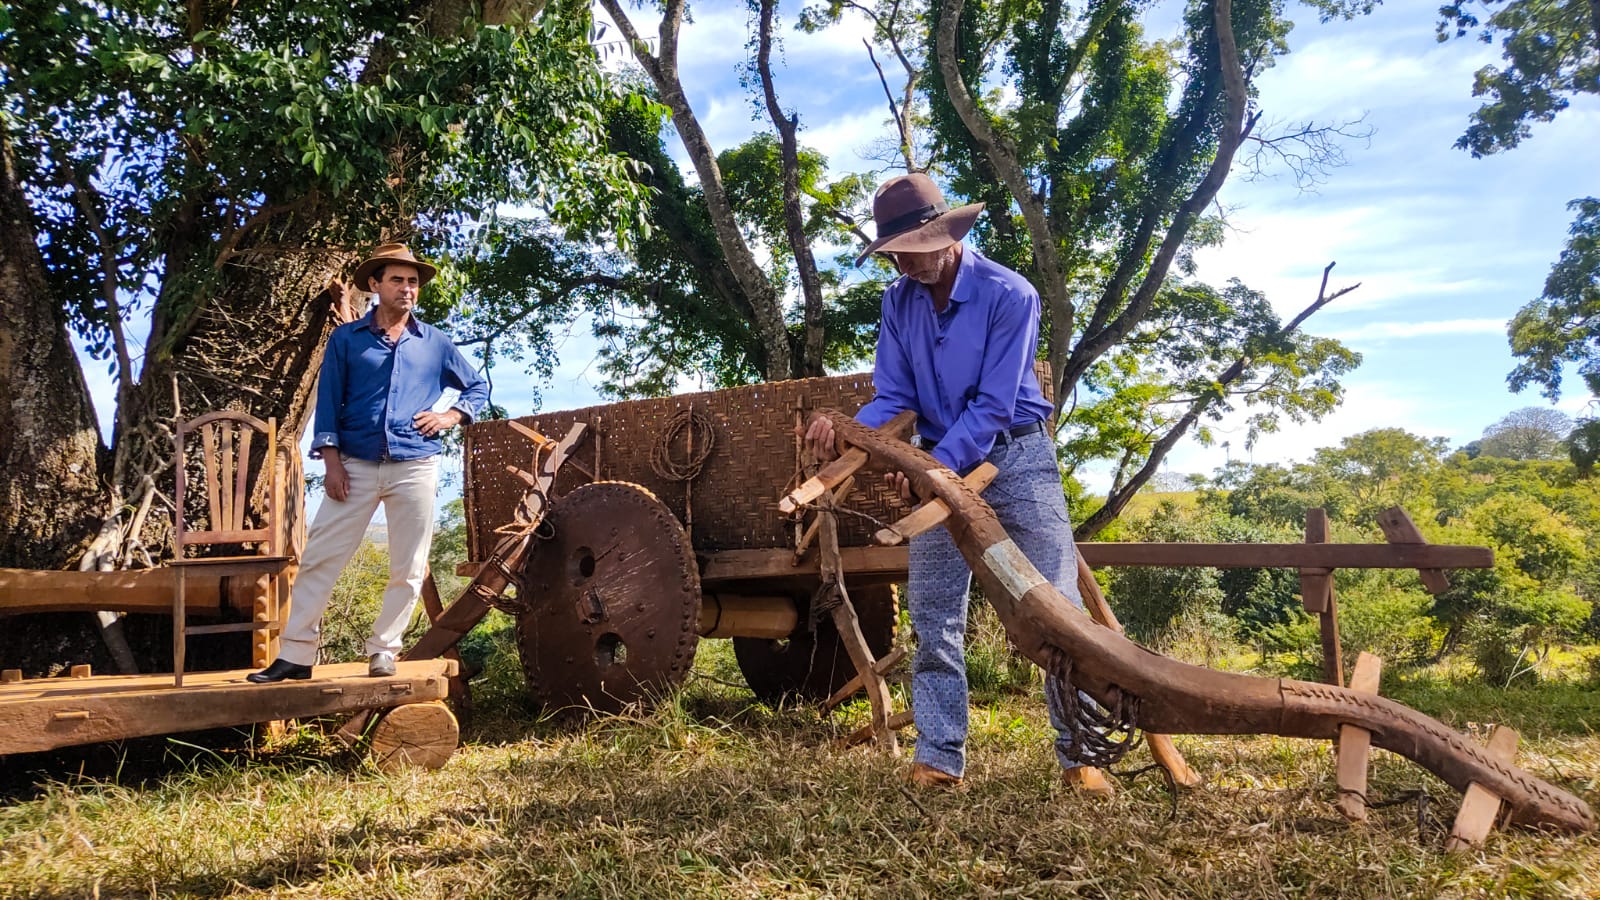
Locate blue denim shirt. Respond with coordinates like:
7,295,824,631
311,311,489,462
856,245,1054,473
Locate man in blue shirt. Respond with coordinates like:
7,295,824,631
250,244,489,683
803,174,1112,796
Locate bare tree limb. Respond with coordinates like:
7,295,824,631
597,0,794,379
935,0,1077,380
1075,261,1359,539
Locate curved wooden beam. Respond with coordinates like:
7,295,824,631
813,409,1594,834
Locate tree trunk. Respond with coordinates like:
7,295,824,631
0,134,106,571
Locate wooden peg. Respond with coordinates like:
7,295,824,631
1378,507,1451,594
70,664,91,678
505,464,539,487
872,463,999,545
506,420,558,451
1446,725,1521,853
1,669,21,683
779,411,915,513
1335,652,1384,822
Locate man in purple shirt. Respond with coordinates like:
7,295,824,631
250,244,488,683
803,174,1112,796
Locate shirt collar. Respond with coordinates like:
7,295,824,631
359,308,424,337
946,243,979,306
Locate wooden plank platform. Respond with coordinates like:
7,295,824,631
0,660,457,756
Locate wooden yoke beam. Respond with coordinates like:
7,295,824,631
805,409,1593,834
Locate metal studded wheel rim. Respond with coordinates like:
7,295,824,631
515,481,701,715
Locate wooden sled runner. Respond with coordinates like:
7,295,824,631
785,410,1595,835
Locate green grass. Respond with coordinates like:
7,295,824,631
0,641,1596,898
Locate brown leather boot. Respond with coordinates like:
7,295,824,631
904,762,964,789
1063,766,1115,798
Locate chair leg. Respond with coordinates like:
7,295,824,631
252,575,271,670
173,570,186,688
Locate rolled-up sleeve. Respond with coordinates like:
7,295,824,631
443,342,489,423
310,329,346,459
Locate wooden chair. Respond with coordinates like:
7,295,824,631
172,412,293,686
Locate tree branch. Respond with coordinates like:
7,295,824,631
936,0,1077,385
758,0,827,376
597,0,793,378
1074,260,1358,539
1061,0,1255,410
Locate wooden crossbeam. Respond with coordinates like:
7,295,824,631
872,464,998,545
1446,726,1521,853
778,411,916,514
839,709,915,748
1335,652,1384,822
821,645,908,714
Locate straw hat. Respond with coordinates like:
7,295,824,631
352,243,438,289
854,173,984,266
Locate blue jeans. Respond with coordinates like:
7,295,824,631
907,429,1085,777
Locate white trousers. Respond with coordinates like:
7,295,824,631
278,455,440,666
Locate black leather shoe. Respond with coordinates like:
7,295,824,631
246,659,312,683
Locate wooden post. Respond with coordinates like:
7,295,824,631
818,491,897,754
1446,725,1521,852
1378,507,1451,594
70,664,91,678
1303,509,1344,686
1,669,20,683
1335,652,1383,822
1075,556,1202,788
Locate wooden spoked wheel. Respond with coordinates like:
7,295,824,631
515,482,701,715
734,583,898,703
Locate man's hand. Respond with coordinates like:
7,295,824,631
414,408,465,438
884,470,916,503
323,453,350,502
796,415,841,463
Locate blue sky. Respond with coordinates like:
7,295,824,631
507,1,1600,489
76,1,1600,508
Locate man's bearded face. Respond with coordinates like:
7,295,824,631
890,244,956,286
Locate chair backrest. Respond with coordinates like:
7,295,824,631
173,411,281,557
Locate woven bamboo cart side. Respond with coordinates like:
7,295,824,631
463,365,1055,560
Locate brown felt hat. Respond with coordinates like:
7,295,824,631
854,173,984,267
352,243,437,289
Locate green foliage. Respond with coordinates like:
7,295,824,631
1435,0,1599,158
0,0,654,369
319,539,430,664
1508,198,1600,402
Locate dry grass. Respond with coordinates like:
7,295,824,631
1,640,1596,899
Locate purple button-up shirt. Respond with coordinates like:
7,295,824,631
856,245,1053,473
311,310,489,462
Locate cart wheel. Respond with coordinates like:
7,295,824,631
734,584,898,704
516,481,701,715
369,701,458,772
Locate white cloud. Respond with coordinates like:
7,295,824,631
1321,318,1506,342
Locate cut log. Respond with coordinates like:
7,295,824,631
1446,726,1520,852
1335,652,1383,822
369,700,459,772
